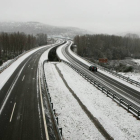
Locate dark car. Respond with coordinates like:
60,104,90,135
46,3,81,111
89,65,97,72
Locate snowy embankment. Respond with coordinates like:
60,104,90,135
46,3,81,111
44,62,140,140
119,72,140,82
119,59,140,82
56,41,70,62
0,59,13,70
44,62,105,140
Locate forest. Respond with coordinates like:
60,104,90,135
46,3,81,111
0,32,47,65
74,34,140,60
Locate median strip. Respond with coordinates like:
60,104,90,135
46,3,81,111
55,64,113,140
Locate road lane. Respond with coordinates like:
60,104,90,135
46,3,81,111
0,47,49,140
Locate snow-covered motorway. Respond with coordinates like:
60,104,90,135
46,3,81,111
60,41,140,114
0,41,65,140
0,39,140,140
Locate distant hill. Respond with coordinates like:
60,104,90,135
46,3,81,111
118,32,140,38
0,21,91,38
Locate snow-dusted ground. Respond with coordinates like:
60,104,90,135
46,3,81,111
120,59,140,82
68,41,90,67
44,62,140,140
56,42,70,62
132,59,140,65
119,72,140,82
0,59,13,70
44,62,105,140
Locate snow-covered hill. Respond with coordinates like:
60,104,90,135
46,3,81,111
0,21,91,38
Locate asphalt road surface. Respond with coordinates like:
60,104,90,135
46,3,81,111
0,47,51,140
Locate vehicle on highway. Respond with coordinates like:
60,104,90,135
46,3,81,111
89,65,97,72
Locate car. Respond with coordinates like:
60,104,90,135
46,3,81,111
89,65,97,72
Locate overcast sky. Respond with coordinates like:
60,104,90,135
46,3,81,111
0,0,140,34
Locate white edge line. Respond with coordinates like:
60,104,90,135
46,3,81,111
0,59,29,115
22,75,25,81
38,67,49,140
10,102,16,122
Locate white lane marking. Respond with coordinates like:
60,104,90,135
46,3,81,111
0,59,29,115
10,102,16,122
38,68,49,140
22,75,25,81
28,65,30,67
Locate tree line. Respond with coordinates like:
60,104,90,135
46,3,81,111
0,32,47,64
74,34,140,60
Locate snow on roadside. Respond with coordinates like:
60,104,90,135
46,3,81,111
67,43,140,91
44,62,105,140
132,59,140,65
0,59,13,69
98,69,140,92
45,62,140,140
56,42,70,62
119,72,140,82
120,59,140,82
68,42,91,67
0,45,51,90
0,60,13,67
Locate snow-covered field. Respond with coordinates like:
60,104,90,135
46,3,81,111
119,72,140,82
44,62,140,140
132,59,140,65
120,59,140,82
44,62,105,140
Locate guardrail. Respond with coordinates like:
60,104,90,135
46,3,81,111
96,64,140,87
43,61,63,140
62,60,140,119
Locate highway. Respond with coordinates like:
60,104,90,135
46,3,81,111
61,41,140,112
0,43,64,140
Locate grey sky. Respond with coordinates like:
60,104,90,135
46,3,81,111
0,0,140,34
